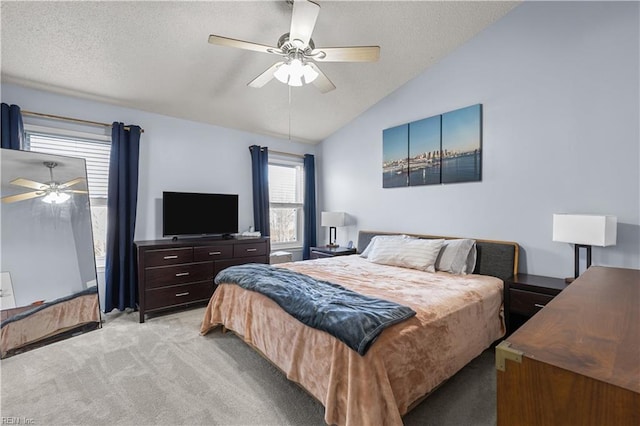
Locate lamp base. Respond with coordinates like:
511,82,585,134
574,244,593,279
326,243,340,248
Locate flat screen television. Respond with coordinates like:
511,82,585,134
162,191,238,237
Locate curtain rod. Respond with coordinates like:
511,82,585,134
21,110,144,133
269,149,305,159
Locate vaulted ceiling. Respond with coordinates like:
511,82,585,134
1,1,518,143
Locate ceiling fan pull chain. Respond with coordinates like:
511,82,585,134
288,86,292,141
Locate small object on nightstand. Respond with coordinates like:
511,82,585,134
505,273,569,335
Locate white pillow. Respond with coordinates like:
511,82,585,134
435,239,476,275
360,234,413,258
368,238,444,272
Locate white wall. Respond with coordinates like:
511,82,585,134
318,1,640,278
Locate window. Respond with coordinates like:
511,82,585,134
268,158,304,248
24,126,111,266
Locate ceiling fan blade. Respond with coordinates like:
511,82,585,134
59,177,85,188
289,0,320,49
69,190,89,194
307,62,336,94
9,177,47,190
208,35,278,55
1,191,43,203
311,46,380,62
248,62,283,88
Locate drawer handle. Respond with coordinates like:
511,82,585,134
209,251,222,255
175,292,190,297
164,255,178,259
534,303,546,308
246,248,257,252
175,272,190,277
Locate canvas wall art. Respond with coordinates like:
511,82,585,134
382,124,409,188
441,104,482,183
382,104,482,188
409,115,441,186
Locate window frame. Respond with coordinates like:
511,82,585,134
268,155,305,250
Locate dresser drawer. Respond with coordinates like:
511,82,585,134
233,241,267,258
510,289,555,316
144,247,193,267
145,261,213,289
145,281,213,310
194,245,233,261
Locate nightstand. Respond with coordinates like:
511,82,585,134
309,246,357,259
505,273,569,335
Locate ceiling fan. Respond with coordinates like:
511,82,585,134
1,161,87,204
208,0,380,93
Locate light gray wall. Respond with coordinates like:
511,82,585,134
2,83,316,309
318,1,640,278
1,84,316,241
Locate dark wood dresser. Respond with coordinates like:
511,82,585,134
135,236,269,323
497,266,639,425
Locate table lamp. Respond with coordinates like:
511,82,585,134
552,214,617,281
321,212,346,248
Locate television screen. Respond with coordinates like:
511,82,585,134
162,191,238,237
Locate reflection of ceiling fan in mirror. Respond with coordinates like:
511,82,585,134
1,161,87,204
207,0,380,93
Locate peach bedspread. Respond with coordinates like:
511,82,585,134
1,293,100,358
200,255,505,425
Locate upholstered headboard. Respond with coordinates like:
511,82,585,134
357,231,519,281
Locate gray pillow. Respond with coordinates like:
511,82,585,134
435,239,476,275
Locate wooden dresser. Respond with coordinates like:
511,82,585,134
135,237,269,323
496,266,639,425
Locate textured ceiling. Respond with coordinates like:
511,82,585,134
1,1,518,144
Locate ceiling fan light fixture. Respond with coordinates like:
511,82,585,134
274,58,318,86
42,191,70,204
302,63,318,83
274,62,291,84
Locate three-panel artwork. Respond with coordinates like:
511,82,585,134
383,104,482,188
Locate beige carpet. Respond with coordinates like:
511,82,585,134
0,307,496,425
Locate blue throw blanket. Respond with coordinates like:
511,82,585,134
215,263,416,355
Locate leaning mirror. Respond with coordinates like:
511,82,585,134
1,148,101,357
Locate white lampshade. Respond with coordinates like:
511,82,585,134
552,214,617,247
321,212,346,227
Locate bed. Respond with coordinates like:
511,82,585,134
200,231,518,425
0,287,101,358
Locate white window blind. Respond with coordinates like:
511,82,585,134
24,132,111,198
268,158,304,248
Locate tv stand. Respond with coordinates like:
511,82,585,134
221,233,234,240
135,236,269,323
